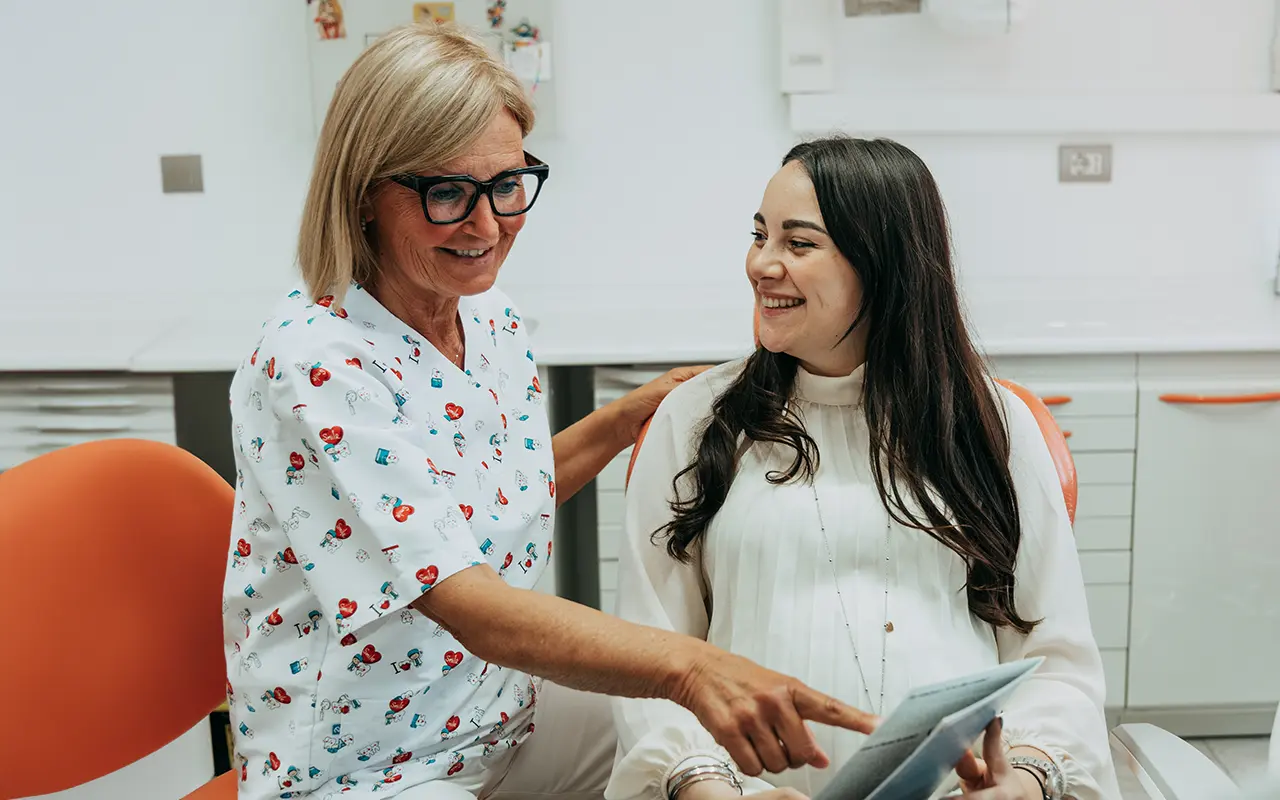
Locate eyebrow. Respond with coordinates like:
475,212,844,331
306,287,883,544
754,213,828,236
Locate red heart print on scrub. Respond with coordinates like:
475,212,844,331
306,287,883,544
281,548,298,564
346,357,362,369
389,697,410,713
532,376,541,393
337,598,358,618
269,752,281,770
390,368,403,381
266,358,277,379
444,651,463,669
320,426,344,445
289,452,305,470
237,539,251,557
459,504,473,520
361,645,382,664
393,750,412,764
445,716,460,732
416,565,439,588
333,519,352,539
496,488,508,506
502,553,513,570
392,504,415,523
316,296,334,308
267,609,284,626
448,761,465,776
340,633,357,647
273,687,292,704
444,403,464,421
310,366,331,387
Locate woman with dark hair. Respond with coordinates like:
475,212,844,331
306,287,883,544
608,138,1120,800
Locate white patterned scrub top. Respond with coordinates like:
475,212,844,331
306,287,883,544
223,283,555,798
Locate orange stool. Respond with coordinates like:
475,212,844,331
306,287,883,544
0,439,236,799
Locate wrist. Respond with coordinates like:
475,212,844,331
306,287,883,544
662,637,715,706
674,779,742,800
1011,765,1048,799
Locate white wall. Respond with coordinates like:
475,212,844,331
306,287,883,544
0,1,313,321
3,0,1278,344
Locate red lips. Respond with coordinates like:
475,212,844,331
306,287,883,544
337,598,357,618
319,426,344,445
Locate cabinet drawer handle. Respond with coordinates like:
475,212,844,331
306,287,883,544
1159,392,1280,405
1041,396,1073,406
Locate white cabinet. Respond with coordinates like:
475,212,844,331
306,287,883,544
1127,354,1280,708
0,374,176,472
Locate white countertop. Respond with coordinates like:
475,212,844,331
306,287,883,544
6,283,1280,373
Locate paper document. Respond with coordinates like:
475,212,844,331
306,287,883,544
813,657,1045,800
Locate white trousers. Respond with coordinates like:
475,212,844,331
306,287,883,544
397,681,616,800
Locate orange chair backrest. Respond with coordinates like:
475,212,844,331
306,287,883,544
625,312,1078,524
0,439,233,798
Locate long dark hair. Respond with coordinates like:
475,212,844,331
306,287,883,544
655,137,1036,634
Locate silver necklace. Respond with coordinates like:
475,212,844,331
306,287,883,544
810,480,893,717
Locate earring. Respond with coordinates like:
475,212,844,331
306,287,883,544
360,218,369,233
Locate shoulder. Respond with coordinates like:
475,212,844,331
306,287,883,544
234,288,392,406
992,380,1064,498
651,358,747,433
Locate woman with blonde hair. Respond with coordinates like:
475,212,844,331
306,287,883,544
223,23,874,800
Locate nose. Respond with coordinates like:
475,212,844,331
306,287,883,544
462,196,500,240
747,242,786,285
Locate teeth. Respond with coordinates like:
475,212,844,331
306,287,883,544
446,248,489,258
762,296,804,309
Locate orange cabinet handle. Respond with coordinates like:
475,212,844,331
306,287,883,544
1041,396,1073,406
1063,431,1073,439
1159,392,1280,405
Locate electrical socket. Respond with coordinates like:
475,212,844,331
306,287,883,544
1058,145,1112,183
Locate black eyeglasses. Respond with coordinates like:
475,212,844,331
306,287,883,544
390,152,549,225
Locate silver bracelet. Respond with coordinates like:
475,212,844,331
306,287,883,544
667,764,743,800
1008,755,1066,800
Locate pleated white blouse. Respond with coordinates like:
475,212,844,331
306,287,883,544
606,360,1121,800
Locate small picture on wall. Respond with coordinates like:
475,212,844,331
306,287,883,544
311,0,346,40
844,0,922,15
414,3,456,24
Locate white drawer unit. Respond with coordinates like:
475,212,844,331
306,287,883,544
0,374,176,471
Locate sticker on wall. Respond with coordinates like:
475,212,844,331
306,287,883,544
310,0,346,40
486,0,507,29
413,3,456,25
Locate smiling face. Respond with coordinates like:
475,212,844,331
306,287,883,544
366,111,527,300
746,160,868,377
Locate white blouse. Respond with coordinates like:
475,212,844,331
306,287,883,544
607,360,1121,800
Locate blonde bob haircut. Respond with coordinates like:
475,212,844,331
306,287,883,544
298,23,534,305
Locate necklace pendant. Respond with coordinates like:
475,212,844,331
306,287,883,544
884,621,894,633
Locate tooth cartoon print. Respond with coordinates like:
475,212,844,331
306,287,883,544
223,284,552,795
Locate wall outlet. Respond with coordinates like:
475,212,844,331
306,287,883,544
160,155,204,193
1058,145,1112,183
